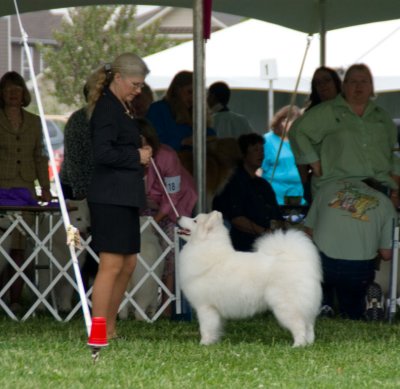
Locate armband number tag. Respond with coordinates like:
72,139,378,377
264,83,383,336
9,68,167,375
164,176,181,193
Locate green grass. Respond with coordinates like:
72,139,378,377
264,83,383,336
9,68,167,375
1,314,400,388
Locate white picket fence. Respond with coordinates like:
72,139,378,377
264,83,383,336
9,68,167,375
0,208,182,322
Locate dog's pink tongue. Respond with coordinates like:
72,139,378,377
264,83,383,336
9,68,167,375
178,228,191,236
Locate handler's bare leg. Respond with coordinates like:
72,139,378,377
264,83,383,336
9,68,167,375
91,253,136,339
107,254,137,338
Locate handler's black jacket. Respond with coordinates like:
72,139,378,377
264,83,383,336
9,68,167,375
87,87,145,208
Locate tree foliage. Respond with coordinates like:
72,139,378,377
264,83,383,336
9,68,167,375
41,6,176,107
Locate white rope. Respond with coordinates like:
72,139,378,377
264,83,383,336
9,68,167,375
150,158,180,219
12,0,91,336
355,24,400,63
269,34,313,184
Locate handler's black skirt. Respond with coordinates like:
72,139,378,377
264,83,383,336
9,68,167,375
88,203,140,254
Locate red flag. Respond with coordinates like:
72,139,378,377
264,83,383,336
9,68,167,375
203,0,212,40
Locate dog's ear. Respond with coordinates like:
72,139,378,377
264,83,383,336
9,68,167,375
203,211,221,232
194,212,222,240
194,212,216,240
206,211,221,227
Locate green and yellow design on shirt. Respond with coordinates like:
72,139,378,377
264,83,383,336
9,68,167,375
328,182,379,221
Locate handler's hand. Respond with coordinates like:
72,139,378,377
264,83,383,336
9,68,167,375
139,145,152,166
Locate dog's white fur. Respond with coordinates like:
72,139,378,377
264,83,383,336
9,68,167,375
178,211,322,347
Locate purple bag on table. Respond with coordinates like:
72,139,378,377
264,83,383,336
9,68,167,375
0,187,38,206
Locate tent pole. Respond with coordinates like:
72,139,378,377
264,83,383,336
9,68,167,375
268,80,274,125
320,31,326,66
319,0,326,65
193,0,207,213
6,16,11,70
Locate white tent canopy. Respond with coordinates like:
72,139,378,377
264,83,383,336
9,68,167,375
145,19,318,93
145,18,400,93
328,19,400,90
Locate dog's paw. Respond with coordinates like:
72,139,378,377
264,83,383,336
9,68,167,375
292,338,309,347
200,336,219,346
292,329,315,347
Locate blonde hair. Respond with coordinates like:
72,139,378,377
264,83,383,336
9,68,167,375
87,52,149,117
270,105,301,130
343,63,375,98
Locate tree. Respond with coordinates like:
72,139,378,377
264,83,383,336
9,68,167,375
41,6,176,107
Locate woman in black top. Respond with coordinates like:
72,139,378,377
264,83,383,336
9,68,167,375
86,53,152,339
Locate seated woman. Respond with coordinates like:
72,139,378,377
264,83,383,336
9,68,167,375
213,133,283,252
137,118,198,314
131,82,154,118
304,178,396,320
146,70,216,151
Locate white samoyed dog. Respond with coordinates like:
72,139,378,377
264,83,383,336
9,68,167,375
178,211,322,347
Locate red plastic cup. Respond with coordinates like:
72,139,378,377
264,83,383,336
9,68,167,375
87,317,109,347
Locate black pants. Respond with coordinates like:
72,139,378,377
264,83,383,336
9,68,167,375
320,252,375,320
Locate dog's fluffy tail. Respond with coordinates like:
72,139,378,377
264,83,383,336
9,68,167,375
255,229,321,270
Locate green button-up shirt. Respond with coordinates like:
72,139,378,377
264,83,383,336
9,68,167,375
289,95,400,193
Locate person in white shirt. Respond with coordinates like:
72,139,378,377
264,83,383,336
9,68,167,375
207,81,253,138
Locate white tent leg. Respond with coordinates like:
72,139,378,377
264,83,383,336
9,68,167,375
388,224,399,323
